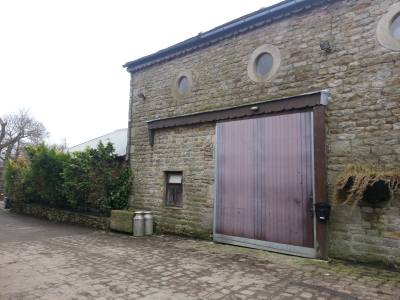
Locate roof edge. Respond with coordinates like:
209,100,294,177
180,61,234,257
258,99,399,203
68,128,128,149
124,0,332,73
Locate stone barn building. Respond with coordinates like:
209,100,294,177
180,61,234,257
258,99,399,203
124,0,400,266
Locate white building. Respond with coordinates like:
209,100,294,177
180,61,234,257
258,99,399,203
68,129,128,157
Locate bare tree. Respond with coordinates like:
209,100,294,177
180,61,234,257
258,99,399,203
0,109,48,162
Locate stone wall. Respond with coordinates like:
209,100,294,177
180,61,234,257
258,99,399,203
131,124,215,239
330,193,400,267
11,203,110,230
128,0,400,265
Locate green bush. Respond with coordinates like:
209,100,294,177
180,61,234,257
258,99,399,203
62,150,91,210
62,142,132,213
4,157,29,203
24,144,69,206
4,142,132,215
109,163,132,210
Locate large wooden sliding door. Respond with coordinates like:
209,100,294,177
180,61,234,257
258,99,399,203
214,111,315,257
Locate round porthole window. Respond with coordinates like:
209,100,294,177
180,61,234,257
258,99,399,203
390,14,400,40
377,3,400,51
255,53,273,76
248,44,281,82
177,76,190,94
172,71,193,98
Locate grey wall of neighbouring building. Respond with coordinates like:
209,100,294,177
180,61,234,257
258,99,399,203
68,129,128,157
127,0,400,266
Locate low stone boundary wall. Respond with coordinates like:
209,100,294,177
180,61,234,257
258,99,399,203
11,202,110,230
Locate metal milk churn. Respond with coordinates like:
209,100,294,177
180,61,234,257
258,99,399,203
133,211,144,236
143,211,153,235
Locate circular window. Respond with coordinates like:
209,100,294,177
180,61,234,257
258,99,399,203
390,14,400,40
255,53,273,76
172,71,193,98
248,44,281,82
177,76,190,94
377,3,400,51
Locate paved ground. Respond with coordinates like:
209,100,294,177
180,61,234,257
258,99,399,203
0,209,399,300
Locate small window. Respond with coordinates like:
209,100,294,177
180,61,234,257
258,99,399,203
165,172,183,207
172,71,193,98
390,14,400,40
255,53,273,76
177,76,190,94
247,44,281,82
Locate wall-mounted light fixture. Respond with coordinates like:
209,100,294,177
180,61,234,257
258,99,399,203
250,106,259,111
320,41,332,53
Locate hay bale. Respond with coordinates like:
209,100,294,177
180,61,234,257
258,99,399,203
335,165,400,206
110,210,134,233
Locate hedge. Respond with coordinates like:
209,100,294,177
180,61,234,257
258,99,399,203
5,142,132,216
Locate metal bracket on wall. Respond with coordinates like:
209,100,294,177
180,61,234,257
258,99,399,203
320,90,331,106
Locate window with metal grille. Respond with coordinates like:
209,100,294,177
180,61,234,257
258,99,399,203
165,172,183,207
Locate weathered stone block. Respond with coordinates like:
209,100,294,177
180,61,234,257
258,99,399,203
383,231,400,240
110,210,134,234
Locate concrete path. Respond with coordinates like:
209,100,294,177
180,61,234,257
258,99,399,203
0,209,399,300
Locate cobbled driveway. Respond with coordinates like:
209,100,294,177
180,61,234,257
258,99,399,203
0,209,399,300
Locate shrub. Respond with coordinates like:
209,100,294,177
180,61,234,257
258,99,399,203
4,142,132,215
108,162,132,210
24,144,69,206
62,150,91,210
4,157,29,203
62,142,132,213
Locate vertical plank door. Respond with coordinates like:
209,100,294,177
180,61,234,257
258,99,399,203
215,111,314,256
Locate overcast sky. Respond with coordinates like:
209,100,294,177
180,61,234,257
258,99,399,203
0,0,280,147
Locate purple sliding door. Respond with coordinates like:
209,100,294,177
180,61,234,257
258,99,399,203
215,111,314,249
